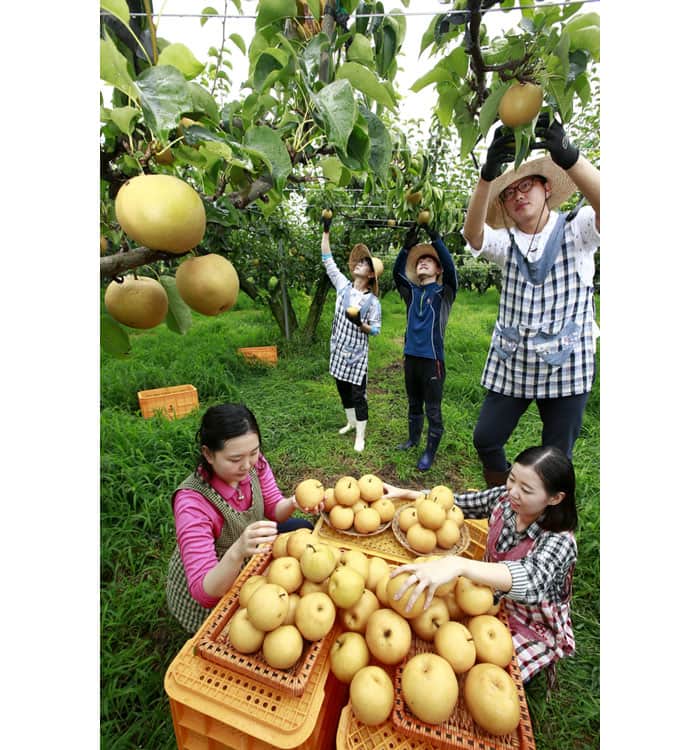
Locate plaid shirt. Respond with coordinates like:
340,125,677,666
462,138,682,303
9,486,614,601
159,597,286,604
324,254,381,385
454,487,577,605
475,207,598,399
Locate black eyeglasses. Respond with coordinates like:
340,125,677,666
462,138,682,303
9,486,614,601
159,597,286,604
499,177,544,202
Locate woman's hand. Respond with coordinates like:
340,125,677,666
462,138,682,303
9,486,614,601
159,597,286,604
382,482,418,500
291,494,325,515
234,519,279,558
389,556,465,613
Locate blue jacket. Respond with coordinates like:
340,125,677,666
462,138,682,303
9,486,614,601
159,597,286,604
393,235,458,361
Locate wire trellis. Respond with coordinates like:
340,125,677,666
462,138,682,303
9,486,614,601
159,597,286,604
102,0,600,21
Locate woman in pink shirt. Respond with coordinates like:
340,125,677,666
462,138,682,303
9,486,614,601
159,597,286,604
166,403,321,633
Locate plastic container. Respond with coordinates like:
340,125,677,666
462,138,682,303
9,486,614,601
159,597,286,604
237,346,278,365
195,551,336,696
391,610,537,750
166,645,347,750
137,384,199,419
337,704,433,750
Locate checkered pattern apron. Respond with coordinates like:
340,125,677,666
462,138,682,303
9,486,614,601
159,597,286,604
482,212,596,399
328,284,377,386
166,469,264,634
486,500,575,686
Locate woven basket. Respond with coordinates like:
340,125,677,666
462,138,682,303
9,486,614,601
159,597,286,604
391,504,470,557
195,551,337,697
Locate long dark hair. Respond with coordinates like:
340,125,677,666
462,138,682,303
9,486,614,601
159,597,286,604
512,446,577,532
195,403,262,478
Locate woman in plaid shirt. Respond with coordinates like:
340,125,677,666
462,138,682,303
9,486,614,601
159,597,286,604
321,213,382,452
383,445,577,686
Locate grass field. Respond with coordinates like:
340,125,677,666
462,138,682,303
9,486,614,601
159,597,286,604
100,286,599,749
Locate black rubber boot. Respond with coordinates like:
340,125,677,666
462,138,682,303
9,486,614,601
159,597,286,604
397,415,424,450
417,429,442,472
482,465,511,488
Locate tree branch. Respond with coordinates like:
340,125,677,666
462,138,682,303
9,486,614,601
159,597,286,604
100,247,176,279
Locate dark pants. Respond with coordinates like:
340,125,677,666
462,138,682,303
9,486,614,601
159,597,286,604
473,389,590,471
278,517,314,533
335,376,368,421
404,355,445,436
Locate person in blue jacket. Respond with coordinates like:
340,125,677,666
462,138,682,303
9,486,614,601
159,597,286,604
393,222,459,471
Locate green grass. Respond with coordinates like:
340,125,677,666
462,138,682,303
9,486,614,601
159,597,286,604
100,287,599,749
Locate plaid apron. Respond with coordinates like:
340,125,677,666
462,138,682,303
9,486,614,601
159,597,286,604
486,500,576,687
482,210,596,399
328,283,377,385
166,469,264,633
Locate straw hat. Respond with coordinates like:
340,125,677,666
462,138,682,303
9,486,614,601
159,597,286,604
485,156,577,229
348,243,384,295
406,243,442,285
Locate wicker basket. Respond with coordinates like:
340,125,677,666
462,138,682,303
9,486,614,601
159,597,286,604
320,511,392,537
391,504,470,557
137,384,199,419
238,346,278,365
194,551,338,697
391,610,537,750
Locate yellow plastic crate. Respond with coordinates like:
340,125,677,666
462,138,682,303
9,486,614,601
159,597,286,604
137,384,199,419
237,346,278,365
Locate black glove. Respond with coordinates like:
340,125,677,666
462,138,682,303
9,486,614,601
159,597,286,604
533,113,579,170
322,216,332,233
345,308,363,327
481,126,516,181
404,222,421,249
425,226,440,243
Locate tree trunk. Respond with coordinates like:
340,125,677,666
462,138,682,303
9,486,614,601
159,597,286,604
302,274,331,342
269,290,299,337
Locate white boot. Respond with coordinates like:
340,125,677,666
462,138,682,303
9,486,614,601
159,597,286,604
354,420,367,452
338,408,356,434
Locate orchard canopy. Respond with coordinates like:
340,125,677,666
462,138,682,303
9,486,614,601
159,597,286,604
100,0,600,356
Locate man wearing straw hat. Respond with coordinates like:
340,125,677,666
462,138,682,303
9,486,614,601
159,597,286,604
463,115,600,487
393,222,458,471
321,212,384,452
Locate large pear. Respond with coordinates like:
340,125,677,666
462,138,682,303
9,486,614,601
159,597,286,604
104,274,168,329
115,174,205,254
175,254,239,316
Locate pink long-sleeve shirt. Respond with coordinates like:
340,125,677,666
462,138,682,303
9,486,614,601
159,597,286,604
173,454,284,608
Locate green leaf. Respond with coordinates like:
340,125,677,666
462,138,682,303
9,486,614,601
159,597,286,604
229,33,246,56
458,119,481,161
243,125,292,190
361,106,392,183
375,24,397,78
313,80,357,156
335,62,396,110
252,47,289,91
319,156,351,186
256,0,297,30
410,65,453,93
563,12,600,34
100,0,129,26
200,7,218,26
436,84,460,128
549,77,574,122
108,106,140,135
342,122,370,172
157,43,205,80
307,0,321,21
441,46,468,78
187,82,219,121
100,36,140,101
160,277,192,334
346,34,374,67
568,26,599,62
136,65,192,143
101,314,131,357
479,83,507,136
